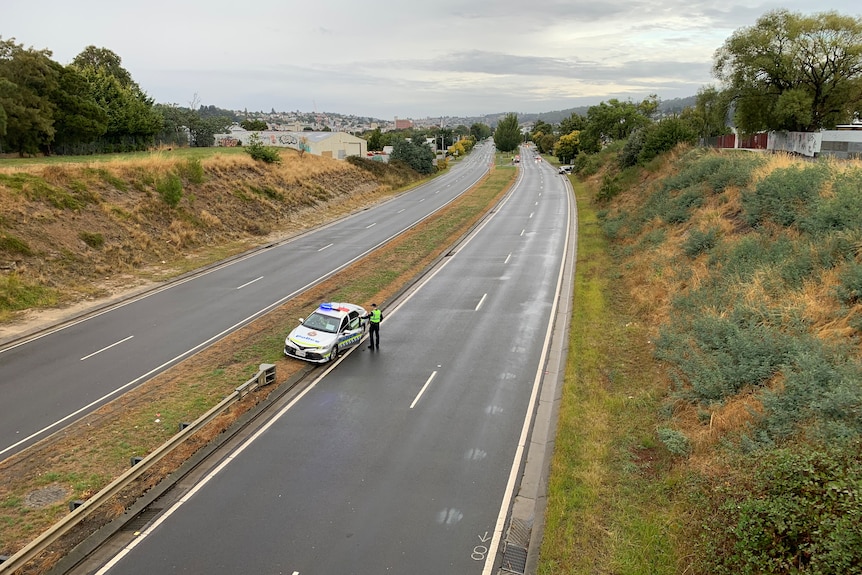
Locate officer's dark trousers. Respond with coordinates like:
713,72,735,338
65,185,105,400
368,323,380,348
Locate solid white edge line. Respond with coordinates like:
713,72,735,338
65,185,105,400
410,371,437,409
80,335,134,361
481,168,571,575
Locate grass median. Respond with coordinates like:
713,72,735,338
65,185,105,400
0,162,517,572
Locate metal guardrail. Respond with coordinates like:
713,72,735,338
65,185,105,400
0,363,277,575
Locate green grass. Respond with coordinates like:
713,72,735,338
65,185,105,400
538,177,679,574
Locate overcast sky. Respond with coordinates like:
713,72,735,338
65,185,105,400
3,0,861,120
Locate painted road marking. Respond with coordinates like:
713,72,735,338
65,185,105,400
80,335,134,361
410,371,437,409
236,276,263,290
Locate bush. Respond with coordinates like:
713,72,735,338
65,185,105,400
78,231,104,249
638,117,697,164
156,174,183,207
656,310,793,402
836,262,862,305
244,133,282,164
0,234,32,256
742,163,829,228
657,427,691,457
802,169,862,236
705,444,862,575
682,227,719,257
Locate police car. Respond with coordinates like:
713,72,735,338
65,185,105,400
284,302,369,363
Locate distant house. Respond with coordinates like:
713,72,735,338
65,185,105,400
214,129,367,159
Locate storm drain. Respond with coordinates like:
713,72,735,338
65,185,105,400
500,543,528,574
120,508,163,532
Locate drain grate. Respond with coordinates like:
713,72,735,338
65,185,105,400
121,508,162,532
500,543,528,574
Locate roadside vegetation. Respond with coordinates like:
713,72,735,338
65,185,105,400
539,144,862,574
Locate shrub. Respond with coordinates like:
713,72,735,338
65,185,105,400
618,127,645,168
244,133,282,164
836,262,862,305
156,174,183,208
742,163,829,228
656,310,793,402
178,158,205,184
705,444,862,574
657,427,691,457
0,234,33,256
78,231,104,249
662,149,765,195
682,227,718,257
802,169,862,236
638,117,697,164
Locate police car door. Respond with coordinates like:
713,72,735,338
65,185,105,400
341,311,363,350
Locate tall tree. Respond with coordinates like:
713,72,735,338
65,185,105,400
47,61,108,153
0,38,58,155
72,46,162,151
493,113,522,153
688,85,732,139
72,46,133,87
579,97,658,153
470,122,492,141
558,112,586,136
714,9,862,133
390,137,435,174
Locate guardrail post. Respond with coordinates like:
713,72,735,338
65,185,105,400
69,500,84,512
130,456,143,467
259,363,276,386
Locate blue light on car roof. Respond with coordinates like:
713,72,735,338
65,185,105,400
319,302,334,310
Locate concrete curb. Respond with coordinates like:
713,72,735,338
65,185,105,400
504,173,577,574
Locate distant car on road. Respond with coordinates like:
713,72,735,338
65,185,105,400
284,302,368,363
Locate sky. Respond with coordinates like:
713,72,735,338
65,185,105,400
3,0,861,120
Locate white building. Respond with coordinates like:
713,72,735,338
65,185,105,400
214,129,367,159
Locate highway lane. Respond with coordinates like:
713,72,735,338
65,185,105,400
0,142,496,460
88,147,573,574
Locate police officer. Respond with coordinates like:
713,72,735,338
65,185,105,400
366,303,382,349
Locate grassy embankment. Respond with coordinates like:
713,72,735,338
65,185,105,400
0,149,517,572
539,145,862,574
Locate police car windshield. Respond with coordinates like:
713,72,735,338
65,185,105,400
303,311,339,333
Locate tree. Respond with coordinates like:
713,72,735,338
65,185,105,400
72,46,133,87
240,118,267,131
580,97,658,153
366,127,383,151
0,38,58,156
558,112,586,136
390,137,435,174
493,113,522,153
47,61,108,154
72,46,163,151
714,9,862,132
554,131,580,163
470,122,492,141
688,85,732,139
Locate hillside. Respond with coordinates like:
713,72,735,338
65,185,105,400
0,149,420,335
585,146,862,573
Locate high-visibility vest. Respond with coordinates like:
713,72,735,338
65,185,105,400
370,309,382,323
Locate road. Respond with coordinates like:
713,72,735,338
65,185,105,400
0,142,496,460
84,148,574,574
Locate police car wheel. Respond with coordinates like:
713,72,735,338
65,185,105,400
330,344,340,362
